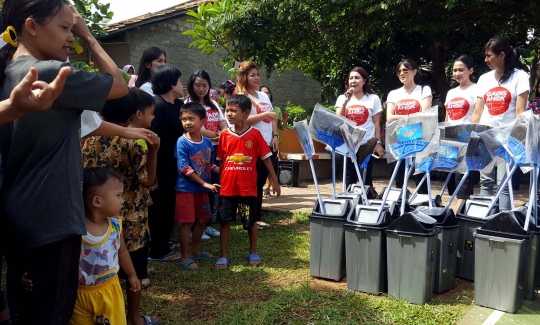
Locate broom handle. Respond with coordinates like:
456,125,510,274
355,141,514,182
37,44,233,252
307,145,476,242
439,172,453,197
401,158,413,216
352,155,370,206
331,149,336,199
486,164,518,219
342,154,347,193
445,171,469,210
310,159,325,214
409,173,427,202
426,172,433,208
506,162,515,209
379,159,402,216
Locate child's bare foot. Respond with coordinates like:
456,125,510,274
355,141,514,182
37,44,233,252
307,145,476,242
130,315,161,325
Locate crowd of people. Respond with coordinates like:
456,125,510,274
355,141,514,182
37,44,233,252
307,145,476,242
0,0,534,324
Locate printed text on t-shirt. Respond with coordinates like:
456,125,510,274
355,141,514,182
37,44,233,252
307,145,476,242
395,99,421,115
484,87,511,116
257,102,274,123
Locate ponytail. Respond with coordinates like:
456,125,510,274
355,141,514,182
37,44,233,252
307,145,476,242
483,36,521,84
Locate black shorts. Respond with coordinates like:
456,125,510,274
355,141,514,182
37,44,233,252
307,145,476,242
119,245,149,279
219,196,257,230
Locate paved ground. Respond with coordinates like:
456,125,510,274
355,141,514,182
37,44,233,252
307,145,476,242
262,178,540,325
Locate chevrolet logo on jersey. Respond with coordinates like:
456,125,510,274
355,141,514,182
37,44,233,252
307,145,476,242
227,154,252,164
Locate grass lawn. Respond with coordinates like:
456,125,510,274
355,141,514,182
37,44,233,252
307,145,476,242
141,211,475,325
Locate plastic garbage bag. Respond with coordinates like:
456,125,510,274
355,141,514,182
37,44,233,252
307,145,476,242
442,123,492,143
432,140,469,174
293,120,316,160
309,104,361,151
465,132,495,173
501,110,538,172
478,125,513,164
385,106,439,163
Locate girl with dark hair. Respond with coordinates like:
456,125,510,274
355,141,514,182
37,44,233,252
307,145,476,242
444,55,478,205
147,65,185,264
386,59,432,192
335,67,384,189
0,0,128,323
236,61,279,229
220,80,236,101
185,69,226,238
471,36,530,212
134,46,167,95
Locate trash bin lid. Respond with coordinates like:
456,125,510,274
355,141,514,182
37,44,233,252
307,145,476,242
476,211,532,240
385,212,439,237
347,205,391,226
311,198,351,220
414,206,458,226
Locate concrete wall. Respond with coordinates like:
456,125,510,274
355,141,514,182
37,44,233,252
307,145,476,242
108,15,321,108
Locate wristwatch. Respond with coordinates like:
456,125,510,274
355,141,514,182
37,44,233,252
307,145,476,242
376,140,382,144
273,134,279,138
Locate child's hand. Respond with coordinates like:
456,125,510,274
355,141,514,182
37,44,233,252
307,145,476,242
272,180,281,197
204,183,221,193
21,272,33,292
147,133,161,151
128,275,141,292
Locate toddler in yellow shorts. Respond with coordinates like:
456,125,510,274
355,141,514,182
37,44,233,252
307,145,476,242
70,167,141,325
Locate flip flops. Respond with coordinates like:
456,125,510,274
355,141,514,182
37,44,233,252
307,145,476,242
215,257,229,270
148,251,181,262
192,251,212,260
178,258,198,270
248,253,262,266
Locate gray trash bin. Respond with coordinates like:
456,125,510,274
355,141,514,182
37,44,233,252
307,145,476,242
455,197,497,281
474,211,532,313
386,212,440,304
525,229,540,300
344,203,393,295
310,197,354,281
414,206,460,293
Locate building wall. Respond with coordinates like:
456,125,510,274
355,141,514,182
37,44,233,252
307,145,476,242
113,15,321,109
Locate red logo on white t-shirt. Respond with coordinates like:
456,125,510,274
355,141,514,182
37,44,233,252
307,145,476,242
257,102,273,123
484,86,511,116
345,105,369,126
445,97,470,121
205,109,220,132
395,100,421,115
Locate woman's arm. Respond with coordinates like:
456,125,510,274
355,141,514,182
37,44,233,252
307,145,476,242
372,112,384,155
421,96,433,111
87,121,155,144
71,6,127,100
516,91,530,116
246,111,277,125
470,97,484,123
386,102,404,122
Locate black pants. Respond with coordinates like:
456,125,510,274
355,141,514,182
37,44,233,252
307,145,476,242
446,172,476,199
0,245,5,315
395,160,427,194
256,147,278,221
6,235,80,325
345,155,374,190
148,184,176,259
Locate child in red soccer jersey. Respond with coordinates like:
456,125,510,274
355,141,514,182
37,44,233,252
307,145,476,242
216,95,281,269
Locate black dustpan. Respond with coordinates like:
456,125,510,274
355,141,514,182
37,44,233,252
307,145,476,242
385,212,439,237
476,211,532,240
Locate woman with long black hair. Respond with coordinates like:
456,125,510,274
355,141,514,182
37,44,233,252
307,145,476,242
470,36,530,211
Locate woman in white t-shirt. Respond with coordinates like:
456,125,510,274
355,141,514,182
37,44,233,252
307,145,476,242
335,67,384,189
236,61,279,229
185,69,226,237
134,47,167,95
470,36,530,212
386,59,432,192
444,55,478,205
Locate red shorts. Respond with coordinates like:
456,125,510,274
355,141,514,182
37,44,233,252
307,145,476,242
175,192,211,223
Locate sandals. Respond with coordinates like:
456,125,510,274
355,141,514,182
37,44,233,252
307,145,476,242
191,251,212,260
248,253,262,266
264,188,272,198
215,257,229,270
256,222,272,230
178,258,198,270
141,315,162,325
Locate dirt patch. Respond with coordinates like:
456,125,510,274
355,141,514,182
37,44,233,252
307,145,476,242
310,277,348,292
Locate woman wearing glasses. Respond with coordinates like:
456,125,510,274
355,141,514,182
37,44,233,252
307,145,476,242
386,59,432,192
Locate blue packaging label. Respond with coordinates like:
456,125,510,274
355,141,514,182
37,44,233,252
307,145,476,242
457,130,472,143
476,142,491,161
439,146,458,159
396,122,423,143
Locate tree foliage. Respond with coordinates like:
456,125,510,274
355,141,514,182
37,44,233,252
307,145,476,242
71,0,113,54
184,0,540,99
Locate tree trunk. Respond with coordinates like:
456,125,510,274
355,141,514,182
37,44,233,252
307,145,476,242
429,39,449,102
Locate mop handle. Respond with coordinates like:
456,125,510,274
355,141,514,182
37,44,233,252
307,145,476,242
426,172,433,208
362,163,367,182
331,149,337,199
445,171,469,210
525,168,535,230
439,172,453,197
506,161,515,209
310,159,326,215
378,159,402,216
351,155,370,207
535,167,538,227
342,154,347,193
409,173,427,202
485,163,518,219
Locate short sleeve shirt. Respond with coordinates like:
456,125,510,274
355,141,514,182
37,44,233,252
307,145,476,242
444,84,478,125
217,127,271,196
248,91,274,145
139,82,155,96
335,93,382,142
387,85,432,115
0,56,112,249
174,135,216,193
477,69,530,126
185,98,226,145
